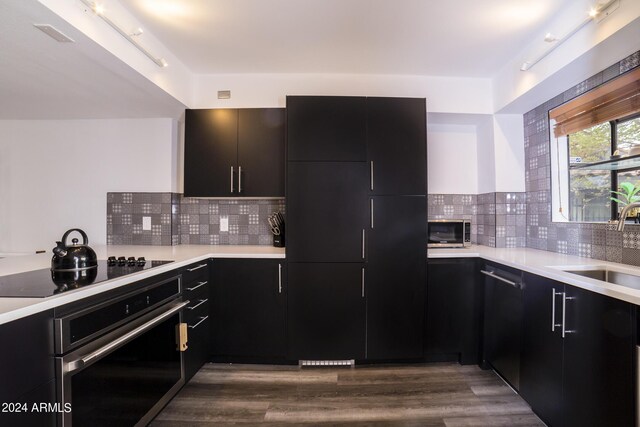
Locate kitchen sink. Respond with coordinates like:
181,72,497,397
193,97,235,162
562,267,640,291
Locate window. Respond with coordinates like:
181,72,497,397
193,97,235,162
567,122,611,222
550,67,640,223
566,117,640,221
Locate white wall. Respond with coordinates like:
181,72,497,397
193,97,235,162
494,2,640,113
476,118,497,194
427,123,479,194
0,118,177,253
193,73,494,115
493,114,526,192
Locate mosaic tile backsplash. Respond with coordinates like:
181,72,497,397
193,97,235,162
523,49,640,266
427,192,526,248
107,193,284,246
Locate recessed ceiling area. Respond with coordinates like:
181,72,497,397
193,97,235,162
0,0,184,119
120,0,574,77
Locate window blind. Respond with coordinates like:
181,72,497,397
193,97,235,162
549,67,640,138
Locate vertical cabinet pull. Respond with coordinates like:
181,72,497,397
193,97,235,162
562,294,576,338
551,288,556,331
238,166,242,193
362,229,366,259
361,268,365,298
551,288,563,332
230,166,234,193
278,263,282,294
370,161,374,190
370,199,374,229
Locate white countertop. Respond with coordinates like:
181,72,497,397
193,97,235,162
429,246,640,307
0,245,285,326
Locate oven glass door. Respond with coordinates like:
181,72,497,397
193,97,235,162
66,312,182,426
428,222,463,246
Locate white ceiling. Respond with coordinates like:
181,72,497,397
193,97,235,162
120,0,574,77
0,0,184,119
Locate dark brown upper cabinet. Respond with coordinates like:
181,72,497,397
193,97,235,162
286,96,367,161
184,108,285,197
367,97,427,195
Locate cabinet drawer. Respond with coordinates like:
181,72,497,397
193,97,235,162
184,278,209,302
182,261,209,285
184,299,209,326
185,315,210,381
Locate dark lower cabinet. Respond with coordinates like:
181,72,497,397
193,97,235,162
367,196,426,360
482,263,523,390
520,274,563,427
426,258,481,364
287,263,366,360
211,259,286,360
287,162,368,263
0,310,55,427
182,261,211,381
521,273,635,427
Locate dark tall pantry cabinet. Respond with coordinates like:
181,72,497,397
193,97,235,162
286,96,427,361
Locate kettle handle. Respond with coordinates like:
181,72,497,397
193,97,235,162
61,228,89,247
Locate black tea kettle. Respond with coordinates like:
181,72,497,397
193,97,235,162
51,228,98,272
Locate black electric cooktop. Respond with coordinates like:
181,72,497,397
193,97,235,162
0,259,173,298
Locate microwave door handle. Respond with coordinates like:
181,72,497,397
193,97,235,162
65,300,189,374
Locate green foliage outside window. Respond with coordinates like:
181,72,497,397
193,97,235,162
567,117,640,222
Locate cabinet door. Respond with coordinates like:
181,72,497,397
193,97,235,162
563,285,634,427
367,97,427,195
237,108,285,197
287,162,367,262
184,109,238,197
0,310,54,404
287,263,365,360
367,196,426,360
426,258,481,364
184,315,210,381
287,96,367,161
519,273,563,427
211,259,286,359
483,265,523,390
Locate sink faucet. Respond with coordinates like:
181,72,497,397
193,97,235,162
616,202,640,231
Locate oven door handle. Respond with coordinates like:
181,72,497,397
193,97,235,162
66,300,189,374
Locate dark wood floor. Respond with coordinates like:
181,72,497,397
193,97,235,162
151,363,544,426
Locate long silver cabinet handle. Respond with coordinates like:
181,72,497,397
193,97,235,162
186,280,208,291
562,294,576,338
552,289,563,332
278,263,282,294
361,268,365,298
552,288,556,332
362,229,366,259
480,269,519,289
230,166,234,193
189,315,209,329
187,299,208,310
370,161,374,190
187,264,207,272
370,199,374,229
67,300,189,373
238,166,242,193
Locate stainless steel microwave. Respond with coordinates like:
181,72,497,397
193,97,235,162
427,219,471,248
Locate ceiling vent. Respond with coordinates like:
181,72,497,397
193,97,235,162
218,90,231,99
33,24,75,43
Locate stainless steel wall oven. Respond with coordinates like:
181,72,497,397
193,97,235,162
55,274,188,426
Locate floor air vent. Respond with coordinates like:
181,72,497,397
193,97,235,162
299,360,355,368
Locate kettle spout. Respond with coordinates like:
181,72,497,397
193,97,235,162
52,241,67,257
